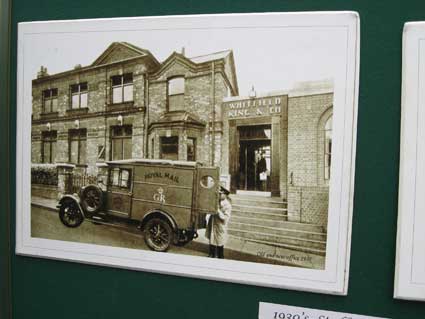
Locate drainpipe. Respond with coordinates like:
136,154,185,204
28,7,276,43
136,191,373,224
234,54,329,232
144,76,149,158
103,66,108,161
210,62,215,166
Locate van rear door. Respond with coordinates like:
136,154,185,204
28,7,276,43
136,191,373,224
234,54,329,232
195,167,219,215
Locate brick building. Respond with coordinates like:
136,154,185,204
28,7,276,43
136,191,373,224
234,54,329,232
31,42,333,247
32,42,238,176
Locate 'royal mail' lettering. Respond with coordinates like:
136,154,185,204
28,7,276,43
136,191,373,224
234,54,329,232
145,171,179,183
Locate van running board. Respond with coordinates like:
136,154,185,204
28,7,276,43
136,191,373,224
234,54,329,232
86,216,136,231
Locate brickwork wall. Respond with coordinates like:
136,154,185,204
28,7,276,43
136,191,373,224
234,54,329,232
148,60,217,122
223,54,237,95
31,184,58,200
212,73,229,167
317,107,333,185
104,114,146,160
31,127,42,163
33,117,108,175
35,114,146,176
287,93,333,226
279,97,289,199
147,60,230,168
220,116,230,176
32,60,147,120
288,185,329,228
31,45,239,198
148,81,167,123
185,75,212,123
31,47,151,175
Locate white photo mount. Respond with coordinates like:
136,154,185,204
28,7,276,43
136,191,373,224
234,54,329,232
395,21,425,301
16,12,360,295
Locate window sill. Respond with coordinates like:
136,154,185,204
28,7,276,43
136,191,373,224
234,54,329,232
107,101,134,109
67,163,88,168
40,112,59,119
66,108,89,115
107,102,145,114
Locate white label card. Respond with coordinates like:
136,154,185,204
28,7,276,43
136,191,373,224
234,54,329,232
259,302,388,319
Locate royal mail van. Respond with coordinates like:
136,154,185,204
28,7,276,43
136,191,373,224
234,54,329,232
57,159,219,252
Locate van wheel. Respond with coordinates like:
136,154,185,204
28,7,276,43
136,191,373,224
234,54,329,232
143,218,173,252
81,185,103,214
59,199,84,228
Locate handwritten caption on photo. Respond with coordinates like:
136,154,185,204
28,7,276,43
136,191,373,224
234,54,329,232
259,302,389,319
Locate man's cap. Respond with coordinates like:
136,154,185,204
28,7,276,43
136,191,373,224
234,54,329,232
219,186,230,195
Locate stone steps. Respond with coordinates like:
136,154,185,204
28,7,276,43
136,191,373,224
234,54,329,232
230,215,324,233
228,228,327,252
228,235,327,256
228,221,327,241
230,195,287,209
228,194,327,256
232,208,287,221
232,203,288,214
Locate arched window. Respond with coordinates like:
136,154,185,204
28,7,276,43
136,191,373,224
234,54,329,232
168,77,185,111
324,115,332,180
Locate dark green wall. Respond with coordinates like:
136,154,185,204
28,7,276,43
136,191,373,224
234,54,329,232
6,1,425,318
0,0,11,318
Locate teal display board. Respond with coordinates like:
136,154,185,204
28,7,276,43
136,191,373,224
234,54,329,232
0,0,11,318
4,1,425,318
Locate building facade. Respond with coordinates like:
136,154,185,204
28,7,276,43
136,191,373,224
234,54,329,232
31,42,332,227
221,83,333,227
32,42,238,176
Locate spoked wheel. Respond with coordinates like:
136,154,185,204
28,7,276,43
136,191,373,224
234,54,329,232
59,199,84,228
143,218,173,252
81,185,103,214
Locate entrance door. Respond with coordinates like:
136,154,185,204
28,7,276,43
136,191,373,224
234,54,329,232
237,125,271,192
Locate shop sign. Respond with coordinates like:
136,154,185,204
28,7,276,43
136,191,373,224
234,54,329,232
226,97,283,118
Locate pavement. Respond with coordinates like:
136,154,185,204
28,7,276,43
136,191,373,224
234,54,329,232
31,196,325,269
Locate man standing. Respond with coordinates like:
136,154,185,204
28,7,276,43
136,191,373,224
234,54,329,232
257,151,267,191
205,186,232,259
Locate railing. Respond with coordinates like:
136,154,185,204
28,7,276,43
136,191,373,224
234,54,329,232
65,173,97,194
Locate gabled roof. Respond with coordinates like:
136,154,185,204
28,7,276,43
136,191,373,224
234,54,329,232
91,42,159,66
188,50,232,64
151,49,239,96
33,42,160,84
190,49,239,95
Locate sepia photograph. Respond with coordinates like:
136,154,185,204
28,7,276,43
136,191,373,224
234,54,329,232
16,12,359,294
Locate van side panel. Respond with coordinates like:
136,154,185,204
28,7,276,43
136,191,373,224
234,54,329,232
130,164,194,228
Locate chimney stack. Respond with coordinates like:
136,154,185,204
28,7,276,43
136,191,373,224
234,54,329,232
37,66,49,79
249,85,256,98
181,47,186,56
